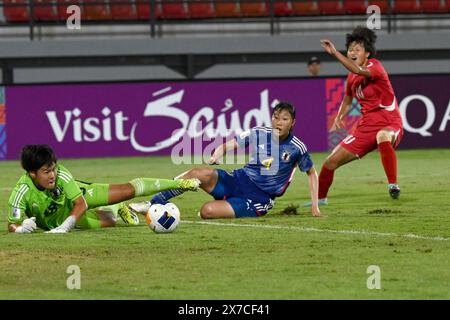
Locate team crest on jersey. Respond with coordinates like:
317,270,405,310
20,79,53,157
12,208,21,219
51,186,62,198
282,151,291,161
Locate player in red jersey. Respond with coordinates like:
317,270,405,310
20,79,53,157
317,26,403,203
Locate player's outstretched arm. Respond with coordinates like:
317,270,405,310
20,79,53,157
306,167,321,217
8,217,37,233
208,139,239,165
47,196,88,234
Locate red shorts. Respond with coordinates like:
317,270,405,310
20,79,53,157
340,110,403,158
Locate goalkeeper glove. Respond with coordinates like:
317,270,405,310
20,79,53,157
46,216,76,234
15,217,37,234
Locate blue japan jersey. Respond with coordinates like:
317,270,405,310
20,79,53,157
235,126,314,197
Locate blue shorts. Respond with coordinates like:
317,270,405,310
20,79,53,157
210,169,274,218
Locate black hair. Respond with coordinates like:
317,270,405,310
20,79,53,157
21,144,57,172
272,101,296,119
345,26,377,58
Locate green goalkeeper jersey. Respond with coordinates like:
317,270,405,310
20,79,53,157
7,164,82,230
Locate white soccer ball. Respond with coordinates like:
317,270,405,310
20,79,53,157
145,203,180,233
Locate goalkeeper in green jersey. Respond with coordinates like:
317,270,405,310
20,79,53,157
7,144,200,234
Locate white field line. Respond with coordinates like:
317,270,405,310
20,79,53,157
182,220,450,242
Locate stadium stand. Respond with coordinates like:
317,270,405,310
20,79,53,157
160,0,189,19
3,0,29,22
84,0,112,20
0,0,449,84
2,1,450,24
0,1,449,43
422,0,449,12
240,1,269,17
391,0,422,13
291,1,319,15
273,1,293,16
33,0,58,21
136,0,162,19
343,0,366,14
317,0,344,15
215,2,241,17
110,0,137,20
188,0,216,18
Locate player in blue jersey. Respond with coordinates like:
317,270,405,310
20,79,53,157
129,102,321,218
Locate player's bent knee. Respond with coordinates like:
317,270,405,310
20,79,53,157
186,168,216,188
200,203,215,219
376,130,392,143
180,168,197,179
185,168,211,180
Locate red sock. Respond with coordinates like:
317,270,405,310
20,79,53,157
319,165,334,199
378,141,397,184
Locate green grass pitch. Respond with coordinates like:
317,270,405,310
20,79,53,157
1,149,450,299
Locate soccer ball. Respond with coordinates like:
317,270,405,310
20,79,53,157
145,203,180,233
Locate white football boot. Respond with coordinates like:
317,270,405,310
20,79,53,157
128,201,152,215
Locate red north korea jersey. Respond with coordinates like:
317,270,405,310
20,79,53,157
346,58,398,114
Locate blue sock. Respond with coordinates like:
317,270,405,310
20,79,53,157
151,189,184,205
